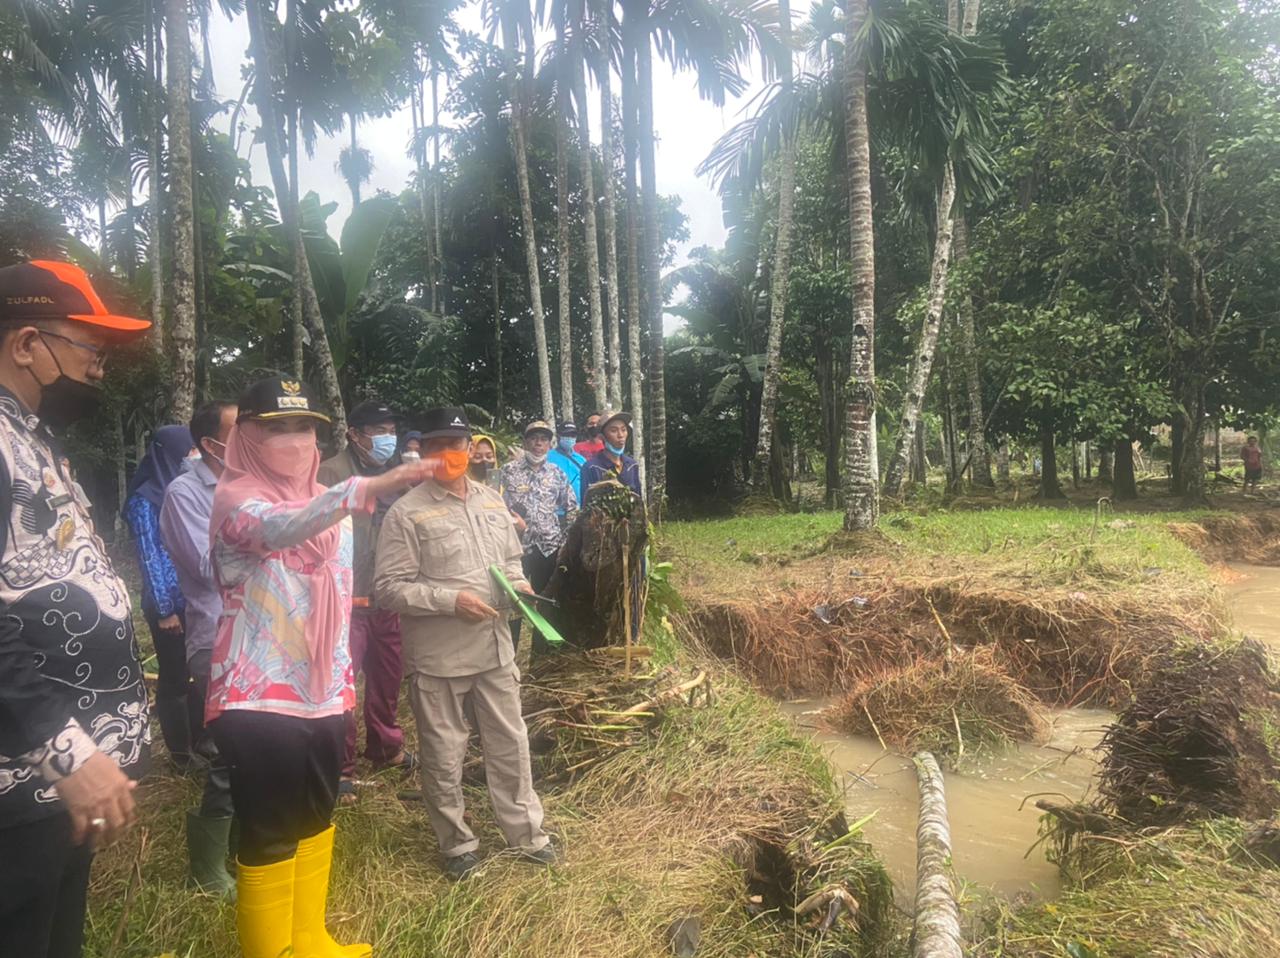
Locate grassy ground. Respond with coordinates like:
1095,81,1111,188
975,820,1280,957
84,648,899,958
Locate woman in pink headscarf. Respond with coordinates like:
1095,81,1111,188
206,377,427,958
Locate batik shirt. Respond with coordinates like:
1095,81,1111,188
501,457,579,557
0,386,149,827
206,478,370,722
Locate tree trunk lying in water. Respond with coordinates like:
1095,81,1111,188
547,481,648,649
913,751,962,958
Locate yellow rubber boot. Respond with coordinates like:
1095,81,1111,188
292,826,371,958
235,857,295,958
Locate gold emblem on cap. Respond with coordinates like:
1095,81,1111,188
281,380,302,395
56,516,75,550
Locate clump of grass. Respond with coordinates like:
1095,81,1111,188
976,819,1280,958
827,647,1050,758
86,658,900,958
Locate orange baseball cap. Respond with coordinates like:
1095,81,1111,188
0,260,151,335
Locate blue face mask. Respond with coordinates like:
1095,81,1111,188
558,437,575,453
368,433,398,464
606,441,626,457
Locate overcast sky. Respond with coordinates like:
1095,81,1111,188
205,2,788,266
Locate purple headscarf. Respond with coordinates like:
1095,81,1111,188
126,424,195,508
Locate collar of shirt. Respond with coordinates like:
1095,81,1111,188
0,383,51,440
424,476,483,501
190,457,218,486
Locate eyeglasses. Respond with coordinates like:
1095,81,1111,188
38,330,108,372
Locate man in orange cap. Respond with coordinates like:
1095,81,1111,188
0,261,152,958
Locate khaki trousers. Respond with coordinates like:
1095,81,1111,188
408,661,549,859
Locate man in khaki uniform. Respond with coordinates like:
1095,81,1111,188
374,406,555,881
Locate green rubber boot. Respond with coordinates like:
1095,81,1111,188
187,810,237,899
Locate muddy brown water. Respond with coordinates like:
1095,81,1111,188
782,700,1109,903
782,563,1278,905
1225,562,1280,650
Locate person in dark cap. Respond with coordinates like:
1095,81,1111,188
208,376,428,958
0,260,152,958
375,407,556,881
502,420,579,652
318,399,416,800
581,410,643,500
548,421,586,505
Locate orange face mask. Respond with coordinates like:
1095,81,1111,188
435,448,470,482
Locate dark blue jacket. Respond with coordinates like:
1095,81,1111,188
581,450,643,501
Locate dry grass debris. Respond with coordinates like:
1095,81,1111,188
827,647,1050,757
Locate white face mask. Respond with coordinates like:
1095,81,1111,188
525,450,547,467
401,450,421,463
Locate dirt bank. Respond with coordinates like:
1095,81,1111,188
672,509,1280,755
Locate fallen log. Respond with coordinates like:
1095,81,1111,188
912,751,962,958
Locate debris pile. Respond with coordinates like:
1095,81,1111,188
1097,638,1280,826
828,647,1050,757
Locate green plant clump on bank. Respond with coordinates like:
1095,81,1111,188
978,819,1280,958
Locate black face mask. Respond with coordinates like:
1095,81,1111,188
469,461,491,479
29,348,101,431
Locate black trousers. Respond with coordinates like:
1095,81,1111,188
211,711,343,866
0,813,93,958
188,650,233,818
514,549,559,655
146,612,200,763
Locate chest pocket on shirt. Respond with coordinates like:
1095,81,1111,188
417,522,467,576
479,510,512,557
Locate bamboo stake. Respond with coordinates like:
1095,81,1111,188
912,752,962,958
622,519,633,678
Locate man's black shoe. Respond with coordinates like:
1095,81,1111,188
443,851,482,882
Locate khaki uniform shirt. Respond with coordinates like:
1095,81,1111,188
375,477,529,677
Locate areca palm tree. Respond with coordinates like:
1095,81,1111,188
244,0,347,435
488,0,556,421
553,3,575,419
166,0,197,422
594,0,624,407
566,0,609,412
621,0,782,514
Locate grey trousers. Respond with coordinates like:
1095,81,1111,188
408,661,549,859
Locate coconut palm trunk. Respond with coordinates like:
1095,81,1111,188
432,69,445,315
555,14,575,421
145,0,164,354
751,0,796,494
841,0,879,531
505,14,556,423
245,0,347,438
632,0,665,515
574,12,609,413
598,0,623,408
952,0,991,486
954,216,992,485
882,164,958,497
165,0,197,424
621,27,646,487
